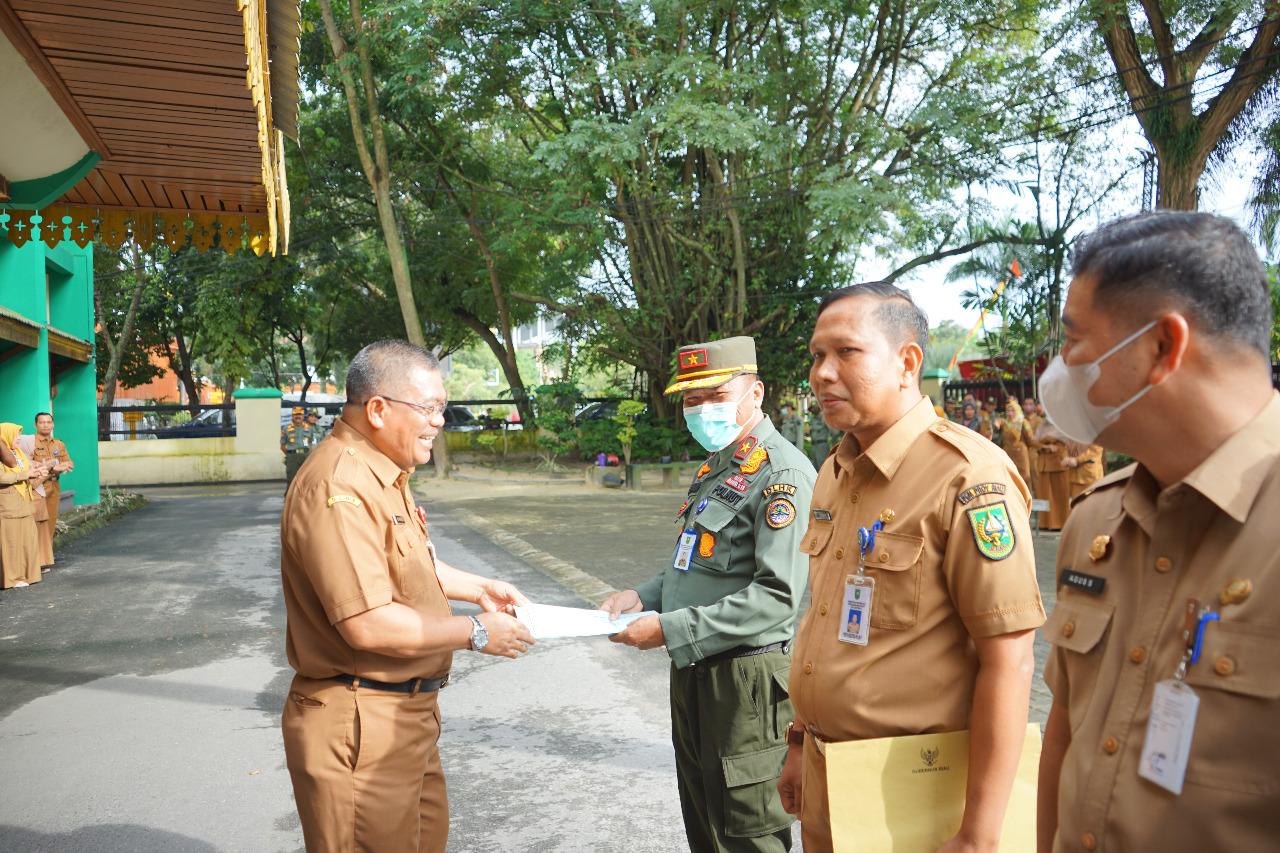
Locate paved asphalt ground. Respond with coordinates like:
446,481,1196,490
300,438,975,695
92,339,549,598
0,469,1061,852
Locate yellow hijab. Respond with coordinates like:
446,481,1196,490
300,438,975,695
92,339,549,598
0,423,33,500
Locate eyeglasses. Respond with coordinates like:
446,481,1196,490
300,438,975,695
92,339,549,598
377,396,446,417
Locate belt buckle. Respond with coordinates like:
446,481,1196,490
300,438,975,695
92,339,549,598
439,674,450,690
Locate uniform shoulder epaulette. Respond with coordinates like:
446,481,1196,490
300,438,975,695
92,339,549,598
1070,462,1135,507
926,419,992,466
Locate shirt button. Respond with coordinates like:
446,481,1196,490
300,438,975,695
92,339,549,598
1103,737,1118,754
1082,832,1097,850
1062,621,1076,638
835,548,845,559
878,552,889,563
803,663,813,674
819,604,828,615
1215,656,1236,676
1155,556,1173,572
1129,646,1146,664
346,448,355,456
851,493,861,503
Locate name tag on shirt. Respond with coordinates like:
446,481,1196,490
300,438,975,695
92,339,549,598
1138,679,1199,795
838,575,875,646
1060,568,1106,596
674,529,697,571
813,509,832,521
392,515,405,525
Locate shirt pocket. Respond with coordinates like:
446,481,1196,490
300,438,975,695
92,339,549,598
867,531,925,630
799,520,834,557
689,500,736,572
393,525,430,600
1043,594,1114,726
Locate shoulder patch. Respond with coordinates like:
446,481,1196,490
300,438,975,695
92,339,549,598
957,482,1006,505
766,498,797,529
762,483,796,498
966,501,1015,560
740,446,769,474
696,462,711,479
732,436,758,460
326,494,363,508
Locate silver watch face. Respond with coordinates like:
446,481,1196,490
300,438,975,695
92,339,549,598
470,617,489,651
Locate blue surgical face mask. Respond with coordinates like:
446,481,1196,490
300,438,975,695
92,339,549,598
684,387,753,452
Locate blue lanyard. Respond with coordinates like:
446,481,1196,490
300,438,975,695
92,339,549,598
856,521,884,569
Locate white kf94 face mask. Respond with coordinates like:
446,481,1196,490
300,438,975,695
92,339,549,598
1039,320,1157,444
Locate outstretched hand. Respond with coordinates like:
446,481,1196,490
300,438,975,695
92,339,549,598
476,579,530,615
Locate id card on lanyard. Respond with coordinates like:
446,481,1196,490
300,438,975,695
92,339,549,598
838,522,882,646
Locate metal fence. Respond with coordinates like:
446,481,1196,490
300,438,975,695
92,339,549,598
98,403,235,440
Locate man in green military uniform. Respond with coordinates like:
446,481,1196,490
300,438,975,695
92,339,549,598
776,400,805,451
602,336,816,853
805,403,842,470
281,407,325,487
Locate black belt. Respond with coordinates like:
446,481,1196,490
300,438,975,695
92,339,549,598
330,673,449,694
286,448,309,454
703,641,790,662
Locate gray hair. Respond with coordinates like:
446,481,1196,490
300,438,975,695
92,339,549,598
345,340,441,403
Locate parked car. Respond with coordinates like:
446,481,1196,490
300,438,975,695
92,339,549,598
442,404,484,432
154,407,236,439
575,401,647,421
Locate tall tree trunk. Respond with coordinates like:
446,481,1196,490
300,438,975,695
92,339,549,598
98,240,148,420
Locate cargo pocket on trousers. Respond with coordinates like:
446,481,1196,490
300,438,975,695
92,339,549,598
721,744,792,837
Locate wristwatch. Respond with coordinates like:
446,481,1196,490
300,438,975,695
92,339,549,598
785,721,804,746
468,615,489,652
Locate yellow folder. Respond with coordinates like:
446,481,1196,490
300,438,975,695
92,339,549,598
824,723,1041,852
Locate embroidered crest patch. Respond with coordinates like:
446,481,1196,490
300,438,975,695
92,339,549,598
680,349,709,369
326,494,362,507
740,446,769,474
762,483,796,498
766,498,796,529
696,462,711,478
966,501,1016,560
675,500,689,519
698,532,715,558
957,482,1006,505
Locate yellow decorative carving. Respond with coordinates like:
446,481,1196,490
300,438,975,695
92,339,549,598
0,206,274,256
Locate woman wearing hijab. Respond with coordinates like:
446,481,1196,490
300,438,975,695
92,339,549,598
997,399,1032,486
959,401,985,434
1027,417,1070,530
1,423,44,589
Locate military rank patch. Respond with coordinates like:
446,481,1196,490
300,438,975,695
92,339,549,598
326,494,363,508
766,498,796,529
966,501,1015,560
957,482,1007,505
696,462,711,479
725,474,749,492
762,483,796,498
740,446,769,474
698,532,715,557
733,436,758,460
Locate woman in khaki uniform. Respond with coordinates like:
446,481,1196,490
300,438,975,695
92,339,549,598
1,423,43,588
1027,418,1070,530
1063,441,1105,499
998,399,1032,486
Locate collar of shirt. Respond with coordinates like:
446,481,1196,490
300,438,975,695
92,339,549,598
709,414,778,470
832,395,936,481
1122,391,1280,530
330,417,406,489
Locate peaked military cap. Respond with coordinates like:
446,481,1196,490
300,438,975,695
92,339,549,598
664,336,758,395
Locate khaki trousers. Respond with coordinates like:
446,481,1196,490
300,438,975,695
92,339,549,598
37,490,57,567
282,675,448,853
798,735,833,853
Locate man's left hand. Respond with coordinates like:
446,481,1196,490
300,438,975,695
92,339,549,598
608,614,665,650
476,580,530,615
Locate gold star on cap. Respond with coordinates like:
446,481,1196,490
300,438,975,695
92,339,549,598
879,508,895,524
1088,535,1111,562
1219,578,1253,607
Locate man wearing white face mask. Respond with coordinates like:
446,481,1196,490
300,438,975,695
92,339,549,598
1037,211,1280,853
602,336,816,853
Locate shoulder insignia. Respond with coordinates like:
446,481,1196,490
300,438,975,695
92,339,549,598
675,499,689,519
762,483,796,498
740,445,769,474
732,436,758,460
698,532,715,558
696,462,711,478
766,498,797,529
957,482,1007,505
966,501,1015,560
326,494,363,508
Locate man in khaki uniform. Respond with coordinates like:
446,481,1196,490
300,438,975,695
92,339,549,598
28,412,73,568
281,339,535,853
1063,444,1104,500
1037,212,1280,852
777,282,1046,853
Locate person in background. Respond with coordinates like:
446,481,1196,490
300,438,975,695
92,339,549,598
944,399,959,422
22,412,73,569
1022,397,1043,435
1,424,46,590
807,403,843,470
1028,418,1070,530
959,401,985,434
997,399,1032,487
304,408,327,444
1062,441,1104,499
281,407,312,488
982,398,1001,444
778,400,806,451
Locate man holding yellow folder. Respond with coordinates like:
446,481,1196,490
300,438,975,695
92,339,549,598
778,282,1046,852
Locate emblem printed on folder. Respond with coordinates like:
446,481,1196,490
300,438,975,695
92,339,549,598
733,436,758,460
966,502,1016,560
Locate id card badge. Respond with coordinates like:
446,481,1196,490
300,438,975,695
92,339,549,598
1138,679,1200,794
674,529,697,571
838,574,875,645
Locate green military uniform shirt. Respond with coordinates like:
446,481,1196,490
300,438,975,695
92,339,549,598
778,411,805,450
807,417,843,467
635,417,816,669
282,422,325,451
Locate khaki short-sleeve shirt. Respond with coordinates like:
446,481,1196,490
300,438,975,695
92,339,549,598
281,419,452,682
1043,392,1280,853
790,397,1045,741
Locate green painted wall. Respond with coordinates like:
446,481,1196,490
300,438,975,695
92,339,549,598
0,240,98,505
